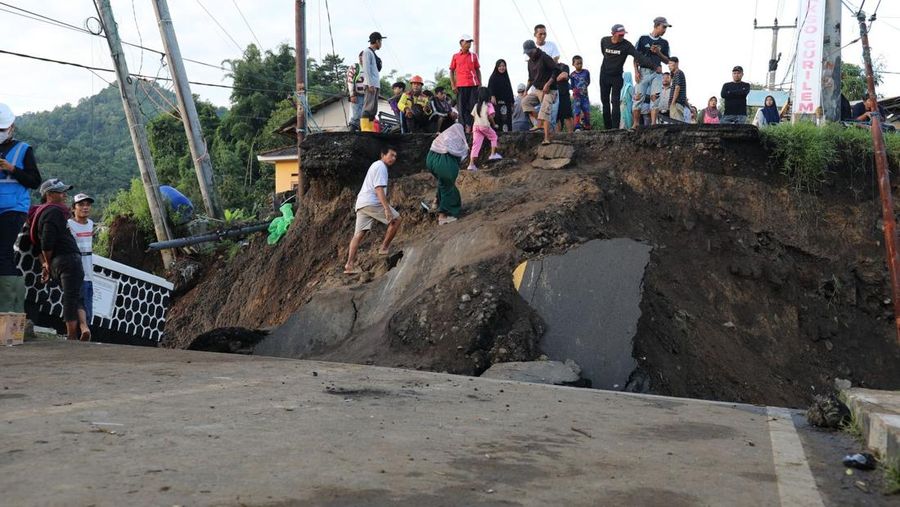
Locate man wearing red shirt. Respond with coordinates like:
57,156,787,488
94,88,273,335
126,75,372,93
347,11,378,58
449,34,481,133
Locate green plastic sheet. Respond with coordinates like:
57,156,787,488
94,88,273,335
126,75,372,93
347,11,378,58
267,202,295,245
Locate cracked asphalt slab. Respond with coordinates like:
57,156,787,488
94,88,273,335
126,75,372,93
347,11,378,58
0,341,885,506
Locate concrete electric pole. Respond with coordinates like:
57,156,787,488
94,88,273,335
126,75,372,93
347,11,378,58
473,0,480,56
151,0,224,221
295,0,307,204
753,17,798,90
822,0,843,122
95,0,174,268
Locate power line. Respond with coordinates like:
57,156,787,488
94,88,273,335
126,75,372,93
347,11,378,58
557,0,581,55
510,0,530,33
231,0,261,49
130,0,144,74
195,0,244,53
536,0,563,55
0,2,227,71
0,47,342,97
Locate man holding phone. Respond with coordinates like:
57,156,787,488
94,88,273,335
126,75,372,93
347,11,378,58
633,17,672,127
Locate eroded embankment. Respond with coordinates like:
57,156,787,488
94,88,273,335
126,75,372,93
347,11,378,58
164,125,900,407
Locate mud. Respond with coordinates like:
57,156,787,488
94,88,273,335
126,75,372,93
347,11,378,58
164,125,900,408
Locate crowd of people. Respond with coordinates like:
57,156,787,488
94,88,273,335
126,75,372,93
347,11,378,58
1,100,199,340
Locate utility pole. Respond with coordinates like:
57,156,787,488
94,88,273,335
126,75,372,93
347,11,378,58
753,18,797,90
152,0,224,220
473,0,480,55
95,0,174,268
295,0,307,204
822,0,843,122
857,10,900,346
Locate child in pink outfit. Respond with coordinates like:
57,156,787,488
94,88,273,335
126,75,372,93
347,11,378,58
468,87,502,171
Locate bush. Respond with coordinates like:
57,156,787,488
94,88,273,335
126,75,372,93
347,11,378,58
760,122,900,191
100,178,155,240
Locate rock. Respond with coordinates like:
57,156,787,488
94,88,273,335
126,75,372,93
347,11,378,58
460,294,472,303
834,378,852,391
481,361,581,386
806,394,851,429
536,143,575,160
532,158,572,170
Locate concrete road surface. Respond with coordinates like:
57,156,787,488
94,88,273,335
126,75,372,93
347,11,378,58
0,342,889,506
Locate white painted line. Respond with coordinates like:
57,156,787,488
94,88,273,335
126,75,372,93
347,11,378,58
766,407,825,507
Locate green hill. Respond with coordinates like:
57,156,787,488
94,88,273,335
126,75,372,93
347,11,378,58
14,82,175,209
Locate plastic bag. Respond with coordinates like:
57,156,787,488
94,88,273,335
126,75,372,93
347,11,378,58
267,202,295,245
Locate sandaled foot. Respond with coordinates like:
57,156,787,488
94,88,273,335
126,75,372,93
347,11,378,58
541,140,551,145
80,330,91,342
467,164,478,172
343,266,362,275
489,153,503,160
438,216,458,225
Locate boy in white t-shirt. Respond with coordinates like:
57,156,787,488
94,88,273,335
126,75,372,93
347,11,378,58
344,147,402,275
67,193,94,337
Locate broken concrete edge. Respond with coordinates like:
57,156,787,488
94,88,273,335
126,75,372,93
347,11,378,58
841,388,900,463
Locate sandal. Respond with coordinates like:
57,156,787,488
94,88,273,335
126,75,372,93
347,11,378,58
343,267,362,275
541,140,552,145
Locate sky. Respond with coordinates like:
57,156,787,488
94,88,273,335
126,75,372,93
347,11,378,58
2,0,900,117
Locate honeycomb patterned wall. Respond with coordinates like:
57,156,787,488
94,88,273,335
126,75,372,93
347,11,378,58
15,244,173,343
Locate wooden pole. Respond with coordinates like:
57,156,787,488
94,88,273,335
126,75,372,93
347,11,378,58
857,10,900,345
152,0,224,220
95,0,174,268
473,0,480,56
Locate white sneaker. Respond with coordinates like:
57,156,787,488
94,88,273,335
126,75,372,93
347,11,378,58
438,216,458,225
467,164,478,172
489,153,503,160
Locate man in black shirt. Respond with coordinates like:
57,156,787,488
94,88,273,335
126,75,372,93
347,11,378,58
634,16,672,127
667,57,688,122
522,40,559,144
721,65,751,124
851,94,888,122
599,24,654,129
30,179,88,340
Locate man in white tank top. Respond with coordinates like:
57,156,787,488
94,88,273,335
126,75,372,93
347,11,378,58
67,193,94,335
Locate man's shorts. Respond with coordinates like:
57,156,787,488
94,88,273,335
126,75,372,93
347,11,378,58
354,205,400,234
671,103,688,122
635,67,663,111
522,90,558,121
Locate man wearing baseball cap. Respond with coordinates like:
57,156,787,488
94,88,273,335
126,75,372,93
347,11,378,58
68,193,95,330
0,103,42,316
633,17,673,127
721,65,751,124
450,34,481,132
29,178,88,340
360,32,386,132
599,24,655,130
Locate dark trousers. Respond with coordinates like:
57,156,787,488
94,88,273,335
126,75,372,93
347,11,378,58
458,86,478,129
600,74,624,130
0,211,26,276
495,100,513,132
51,253,84,322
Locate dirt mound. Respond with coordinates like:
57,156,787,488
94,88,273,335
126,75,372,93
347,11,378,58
163,126,900,408
106,216,162,274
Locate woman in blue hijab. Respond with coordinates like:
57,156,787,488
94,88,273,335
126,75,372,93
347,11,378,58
620,72,635,129
752,95,782,127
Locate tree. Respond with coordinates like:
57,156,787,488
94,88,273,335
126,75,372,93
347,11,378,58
841,62,884,101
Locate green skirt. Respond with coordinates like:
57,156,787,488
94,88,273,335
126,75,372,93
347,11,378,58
426,151,461,217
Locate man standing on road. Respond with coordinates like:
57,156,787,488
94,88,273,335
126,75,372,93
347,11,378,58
67,193,94,333
667,57,689,122
344,147,402,275
30,179,87,341
361,32,386,132
522,40,559,145
0,103,41,316
599,24,652,129
721,65,751,124
633,17,672,127
450,35,481,133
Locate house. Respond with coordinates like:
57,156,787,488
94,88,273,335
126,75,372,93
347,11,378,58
257,94,395,194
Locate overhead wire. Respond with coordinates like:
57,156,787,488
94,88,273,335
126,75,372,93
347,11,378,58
194,0,244,53
130,0,144,74
323,0,347,124
557,0,581,55
536,0,563,54
510,0,531,33
231,0,261,49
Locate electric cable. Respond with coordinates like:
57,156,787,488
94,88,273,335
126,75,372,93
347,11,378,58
194,0,244,53
231,0,261,48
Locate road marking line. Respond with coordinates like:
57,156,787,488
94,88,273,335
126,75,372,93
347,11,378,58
766,407,825,507
2,380,258,422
